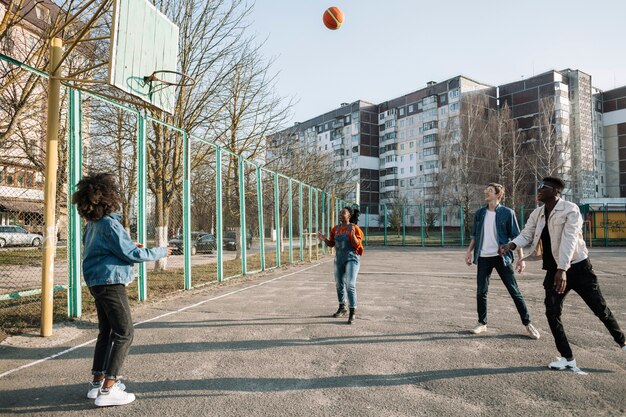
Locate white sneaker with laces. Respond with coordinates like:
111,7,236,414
525,323,540,340
94,383,135,407
548,357,577,370
471,323,487,334
87,380,126,399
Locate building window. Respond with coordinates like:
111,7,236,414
449,102,460,112
408,105,414,113
400,180,405,187
399,107,404,116
410,166,414,173
449,89,459,99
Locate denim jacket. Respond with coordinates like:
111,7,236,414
82,213,167,287
470,204,521,266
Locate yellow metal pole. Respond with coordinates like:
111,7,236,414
41,37,63,337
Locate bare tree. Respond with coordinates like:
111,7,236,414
487,102,524,209
438,93,495,234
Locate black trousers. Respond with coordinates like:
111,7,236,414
544,259,625,359
89,284,134,380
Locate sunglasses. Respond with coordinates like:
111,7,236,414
537,182,555,190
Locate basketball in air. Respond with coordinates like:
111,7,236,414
323,6,344,30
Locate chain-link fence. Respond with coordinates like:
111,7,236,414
0,53,347,335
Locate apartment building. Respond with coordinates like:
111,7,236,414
596,86,626,197
266,100,380,218
499,69,599,203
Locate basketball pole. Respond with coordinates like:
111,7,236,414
41,37,63,337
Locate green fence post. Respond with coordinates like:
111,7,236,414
288,178,293,264
420,205,425,247
137,112,148,300
321,191,326,255
238,157,247,275
182,131,192,289
402,205,406,246
604,203,609,247
257,166,265,271
300,182,305,262
216,147,223,281
274,173,281,267
520,205,525,229
460,205,465,246
440,205,445,247
67,88,82,317
365,205,369,245
383,204,388,246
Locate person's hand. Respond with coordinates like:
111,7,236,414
167,246,174,256
135,242,144,248
317,231,325,241
554,269,567,294
499,243,512,256
516,259,526,273
465,251,472,266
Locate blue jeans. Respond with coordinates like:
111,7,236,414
334,252,360,308
90,284,134,380
476,256,530,326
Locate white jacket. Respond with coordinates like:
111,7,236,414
512,198,588,271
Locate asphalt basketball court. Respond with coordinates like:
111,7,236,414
1,246,625,416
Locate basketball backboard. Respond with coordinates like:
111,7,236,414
109,0,179,114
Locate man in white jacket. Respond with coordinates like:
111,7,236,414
499,176,626,371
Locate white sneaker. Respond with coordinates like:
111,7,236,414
548,357,577,370
87,380,126,399
471,323,487,334
622,345,626,352
525,323,540,340
94,383,135,407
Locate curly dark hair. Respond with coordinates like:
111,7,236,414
342,205,360,225
71,172,121,221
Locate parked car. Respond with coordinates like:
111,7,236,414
168,232,215,255
0,225,43,248
223,231,237,251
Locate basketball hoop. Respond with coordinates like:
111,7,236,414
144,70,195,93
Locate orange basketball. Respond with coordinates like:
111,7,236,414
323,6,344,30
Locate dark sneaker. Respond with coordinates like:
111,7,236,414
348,308,355,325
333,305,348,318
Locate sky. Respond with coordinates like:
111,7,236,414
248,0,626,124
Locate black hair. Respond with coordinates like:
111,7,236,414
542,176,565,193
342,205,360,225
71,172,121,221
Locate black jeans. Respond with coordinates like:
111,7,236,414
477,256,531,326
89,284,134,380
544,259,625,359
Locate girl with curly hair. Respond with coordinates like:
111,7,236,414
72,172,170,407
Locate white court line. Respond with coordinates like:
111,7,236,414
0,261,330,379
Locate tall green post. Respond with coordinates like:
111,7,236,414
288,178,293,264
365,205,369,245
440,205,445,247
402,205,406,246
460,205,465,246
238,157,247,274
216,147,223,281
137,113,148,300
420,205,425,247
383,204,388,246
67,88,82,317
274,173,281,267
257,166,265,271
182,131,192,289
